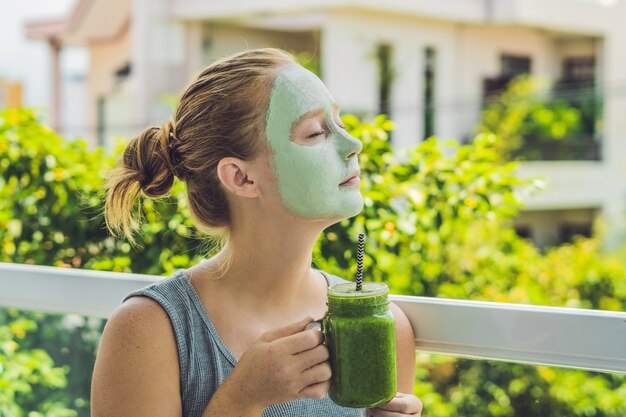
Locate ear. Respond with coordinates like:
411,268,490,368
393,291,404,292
217,157,260,198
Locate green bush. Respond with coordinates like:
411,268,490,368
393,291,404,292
0,108,205,416
0,309,75,417
314,113,626,417
1,107,625,416
476,75,600,161
313,115,532,296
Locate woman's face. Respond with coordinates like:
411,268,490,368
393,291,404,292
265,65,364,219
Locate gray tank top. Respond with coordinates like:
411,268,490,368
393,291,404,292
124,269,365,417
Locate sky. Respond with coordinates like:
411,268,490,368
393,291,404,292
0,0,87,110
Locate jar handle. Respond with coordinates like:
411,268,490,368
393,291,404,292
306,314,329,345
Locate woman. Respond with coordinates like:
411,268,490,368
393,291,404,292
92,48,423,417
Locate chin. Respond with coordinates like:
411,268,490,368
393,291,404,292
324,197,365,226
284,193,364,223
345,197,365,218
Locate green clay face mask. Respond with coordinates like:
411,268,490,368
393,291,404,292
265,65,364,219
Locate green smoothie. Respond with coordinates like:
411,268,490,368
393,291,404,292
325,282,397,408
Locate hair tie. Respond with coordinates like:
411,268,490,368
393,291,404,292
165,122,189,181
167,122,179,148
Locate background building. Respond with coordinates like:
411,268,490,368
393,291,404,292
25,0,626,247
0,79,23,108
1,0,87,138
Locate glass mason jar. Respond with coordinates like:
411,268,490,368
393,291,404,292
322,282,397,408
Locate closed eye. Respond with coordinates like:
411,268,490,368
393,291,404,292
308,129,329,139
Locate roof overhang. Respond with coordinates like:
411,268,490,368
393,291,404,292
489,0,617,36
25,0,130,45
24,0,620,45
171,0,618,36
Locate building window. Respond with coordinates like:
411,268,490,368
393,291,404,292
483,54,532,98
515,225,532,240
114,62,132,85
555,56,599,144
376,44,393,119
423,47,436,140
559,223,592,243
501,54,531,79
562,56,595,82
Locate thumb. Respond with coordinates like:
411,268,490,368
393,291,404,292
260,316,313,342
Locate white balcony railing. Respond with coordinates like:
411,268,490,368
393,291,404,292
1,262,625,374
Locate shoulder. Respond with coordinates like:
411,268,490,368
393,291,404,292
107,295,175,344
91,296,182,417
123,271,187,302
317,269,352,287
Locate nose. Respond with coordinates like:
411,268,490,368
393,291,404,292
336,129,363,161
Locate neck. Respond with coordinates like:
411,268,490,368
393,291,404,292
206,214,329,316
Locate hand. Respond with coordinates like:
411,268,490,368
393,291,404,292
366,393,423,417
229,316,331,409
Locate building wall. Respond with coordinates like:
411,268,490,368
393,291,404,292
321,10,579,150
86,22,133,147
515,207,599,247
60,72,87,140
322,10,463,150
201,23,317,69
72,0,626,245
454,25,558,140
589,0,626,246
318,8,623,246
518,162,608,210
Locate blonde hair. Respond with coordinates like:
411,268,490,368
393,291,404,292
103,48,297,248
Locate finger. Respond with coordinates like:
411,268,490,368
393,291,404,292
281,327,324,354
304,321,322,332
300,361,332,387
365,408,398,417
299,380,331,400
260,316,313,342
374,394,423,414
296,344,329,370
366,408,405,417
374,396,404,412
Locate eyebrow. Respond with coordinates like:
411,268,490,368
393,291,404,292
293,108,325,127
292,104,340,127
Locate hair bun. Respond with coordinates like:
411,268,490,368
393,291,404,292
124,125,174,198
163,121,189,181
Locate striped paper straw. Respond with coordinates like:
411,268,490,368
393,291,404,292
356,233,364,291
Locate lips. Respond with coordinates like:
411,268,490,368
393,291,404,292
339,169,361,186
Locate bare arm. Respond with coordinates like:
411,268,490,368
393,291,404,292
90,297,183,417
91,298,329,417
91,297,265,417
390,301,416,393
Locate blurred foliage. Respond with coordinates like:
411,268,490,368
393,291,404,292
476,75,602,161
0,108,208,274
0,108,207,416
315,115,533,295
314,113,626,416
1,106,625,416
0,309,75,417
294,50,321,77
